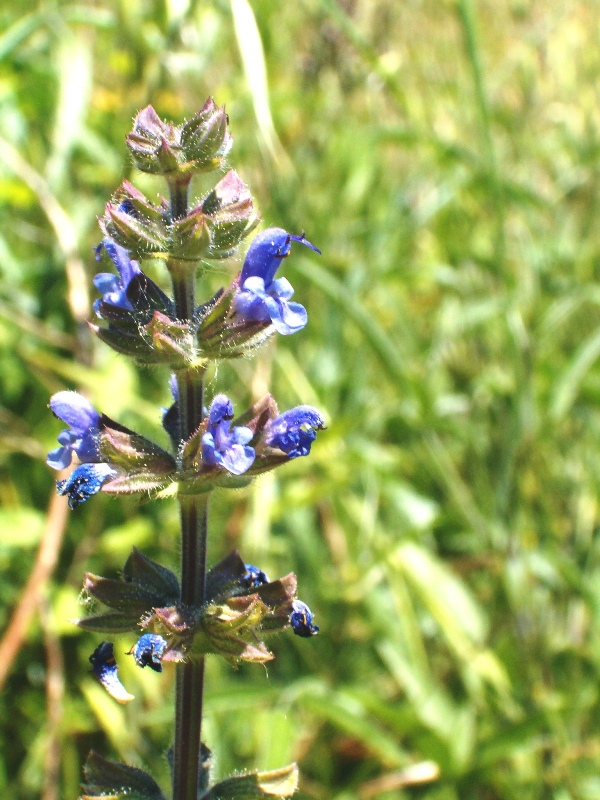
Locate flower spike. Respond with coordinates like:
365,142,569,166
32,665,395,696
45,99,326,797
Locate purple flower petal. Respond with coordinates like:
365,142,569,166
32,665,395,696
263,296,307,335
208,394,234,427
233,288,271,324
264,406,325,459
46,445,73,471
240,228,320,285
202,395,255,475
130,634,168,672
290,600,319,637
47,392,102,469
49,391,99,434
270,277,294,300
240,228,292,286
57,463,117,509
242,564,270,588
89,641,134,704
94,239,141,312
233,228,317,335
219,443,255,475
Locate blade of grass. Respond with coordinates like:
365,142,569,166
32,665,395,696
295,260,418,403
230,0,293,172
456,0,506,271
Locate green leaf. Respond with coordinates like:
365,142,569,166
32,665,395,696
201,764,298,799
80,751,165,800
123,547,180,597
75,612,142,634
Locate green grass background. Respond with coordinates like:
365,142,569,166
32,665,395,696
2,0,600,797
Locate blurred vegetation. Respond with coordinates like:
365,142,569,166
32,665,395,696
2,0,600,797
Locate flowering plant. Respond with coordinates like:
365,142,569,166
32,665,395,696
47,99,323,800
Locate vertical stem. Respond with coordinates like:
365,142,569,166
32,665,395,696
173,492,208,800
169,178,191,221
169,180,209,800
179,492,208,608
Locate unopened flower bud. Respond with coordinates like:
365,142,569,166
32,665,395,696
180,98,233,172
200,170,257,258
101,181,168,256
126,105,181,174
125,99,233,177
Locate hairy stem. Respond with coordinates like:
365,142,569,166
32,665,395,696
173,493,208,800
170,180,208,800
170,258,196,324
169,177,191,221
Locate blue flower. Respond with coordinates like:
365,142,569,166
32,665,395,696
242,564,270,588
47,391,102,470
89,641,134,704
130,633,168,673
290,600,319,638
264,406,325,459
202,395,255,475
233,228,320,335
93,239,141,313
57,463,117,509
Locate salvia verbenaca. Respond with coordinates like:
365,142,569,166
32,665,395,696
47,99,324,800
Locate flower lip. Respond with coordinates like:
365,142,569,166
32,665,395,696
264,405,325,459
202,394,255,476
242,564,270,588
290,600,319,637
89,641,134,704
208,394,234,426
129,633,168,673
57,463,117,509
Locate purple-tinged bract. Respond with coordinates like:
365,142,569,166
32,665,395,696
202,395,255,475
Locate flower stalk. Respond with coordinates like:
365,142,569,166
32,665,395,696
168,179,191,222
170,181,209,800
46,100,324,800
